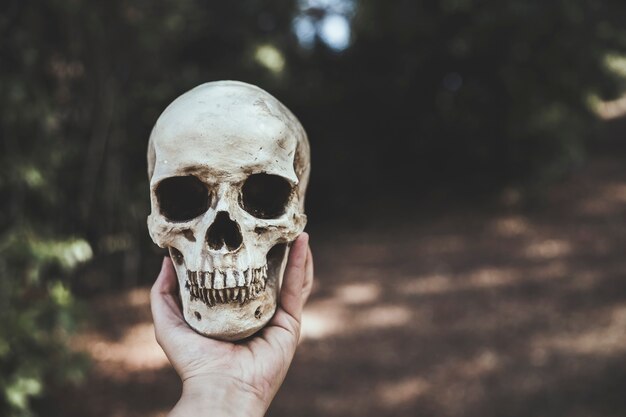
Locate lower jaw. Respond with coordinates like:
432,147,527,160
181,242,289,307
178,244,290,341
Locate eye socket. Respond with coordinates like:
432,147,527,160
241,173,292,219
156,176,210,221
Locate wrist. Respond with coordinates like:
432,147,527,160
169,376,269,417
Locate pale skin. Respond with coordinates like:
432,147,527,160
151,233,313,417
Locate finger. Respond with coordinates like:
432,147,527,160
150,257,189,346
152,256,177,295
301,245,314,305
279,233,309,324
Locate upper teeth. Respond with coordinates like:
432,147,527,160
185,266,268,305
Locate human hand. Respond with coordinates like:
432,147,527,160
151,233,313,417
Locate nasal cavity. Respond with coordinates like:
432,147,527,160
206,211,243,251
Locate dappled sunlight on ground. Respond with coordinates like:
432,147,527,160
59,157,626,417
534,305,626,356
73,288,168,375
300,301,347,340
377,376,431,407
301,299,412,340
334,282,381,304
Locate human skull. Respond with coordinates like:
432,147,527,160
147,81,310,341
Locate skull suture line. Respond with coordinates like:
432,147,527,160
147,81,310,341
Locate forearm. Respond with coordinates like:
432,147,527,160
169,381,269,417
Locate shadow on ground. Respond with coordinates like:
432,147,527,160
54,156,626,417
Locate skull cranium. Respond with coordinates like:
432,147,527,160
147,81,310,341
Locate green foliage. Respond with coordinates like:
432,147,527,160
0,232,89,416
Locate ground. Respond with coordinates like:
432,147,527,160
56,155,626,417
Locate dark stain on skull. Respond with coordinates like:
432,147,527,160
179,165,225,180
277,135,288,151
253,99,272,116
293,139,308,180
241,166,257,176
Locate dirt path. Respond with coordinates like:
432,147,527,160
56,156,626,417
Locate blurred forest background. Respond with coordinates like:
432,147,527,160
2,0,626,416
